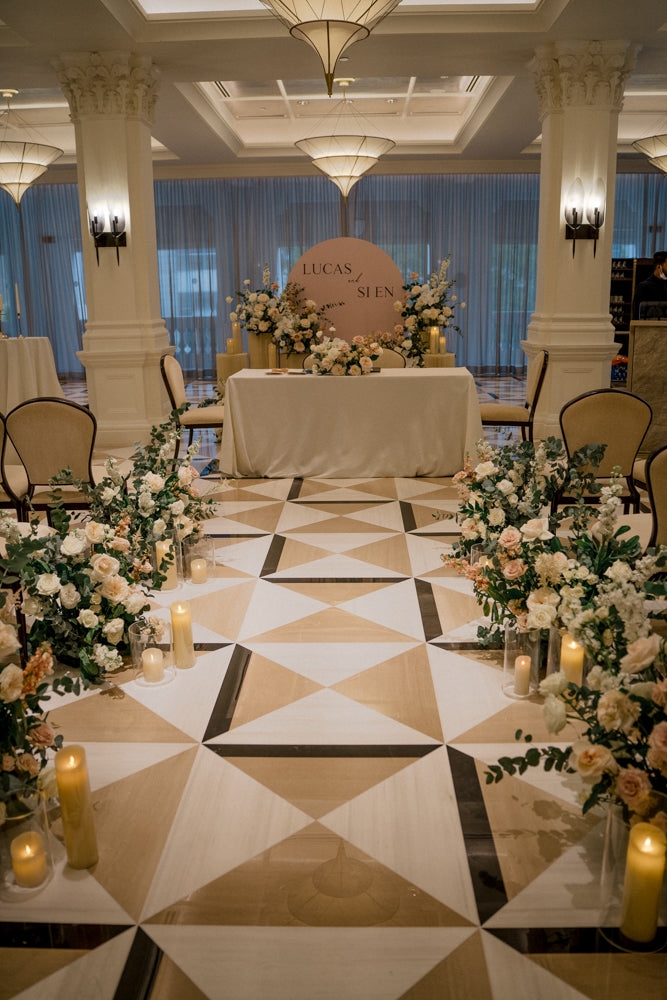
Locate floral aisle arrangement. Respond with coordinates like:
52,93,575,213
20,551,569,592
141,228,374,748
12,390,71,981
273,283,338,359
393,257,465,363
227,265,282,340
309,335,382,375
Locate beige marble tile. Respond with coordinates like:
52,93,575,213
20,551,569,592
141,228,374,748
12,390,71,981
244,606,419,643
398,930,493,999
231,653,323,728
149,954,211,1000
47,687,197,744
273,581,398,606
0,949,89,1000
344,535,413,575
529,952,667,1000
480,931,590,1000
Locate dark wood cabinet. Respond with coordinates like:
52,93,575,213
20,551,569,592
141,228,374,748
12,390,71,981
610,257,654,353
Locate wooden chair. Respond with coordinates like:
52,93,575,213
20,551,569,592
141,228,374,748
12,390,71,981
551,389,652,515
480,349,548,442
376,348,406,368
0,412,29,516
4,398,99,523
160,354,225,461
646,443,667,547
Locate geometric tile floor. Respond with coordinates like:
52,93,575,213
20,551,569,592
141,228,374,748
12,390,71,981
1,473,665,999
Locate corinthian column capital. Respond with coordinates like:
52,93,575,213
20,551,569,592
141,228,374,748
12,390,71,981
531,40,638,119
54,51,160,123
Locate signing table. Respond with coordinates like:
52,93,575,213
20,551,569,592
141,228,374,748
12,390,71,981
0,337,63,414
220,366,483,478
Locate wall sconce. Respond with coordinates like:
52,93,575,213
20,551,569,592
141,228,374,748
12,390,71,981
88,207,126,265
564,177,605,257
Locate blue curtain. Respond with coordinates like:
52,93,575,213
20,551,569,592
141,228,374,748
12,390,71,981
2,171,667,379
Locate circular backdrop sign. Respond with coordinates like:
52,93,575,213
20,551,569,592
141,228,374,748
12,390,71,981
288,237,404,342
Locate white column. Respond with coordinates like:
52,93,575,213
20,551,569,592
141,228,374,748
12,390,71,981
524,40,637,439
55,52,172,448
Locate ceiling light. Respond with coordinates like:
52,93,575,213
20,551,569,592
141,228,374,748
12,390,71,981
633,134,667,174
0,89,63,205
295,79,394,198
259,0,402,96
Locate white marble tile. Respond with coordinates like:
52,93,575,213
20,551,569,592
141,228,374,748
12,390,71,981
279,532,398,554
323,746,478,923
238,579,330,640
484,820,607,929
275,504,335,532
122,647,234,741
74,741,196,792
427,646,508,742
215,688,441,746
395,479,452,499
481,930,591,1000
140,747,312,921
243,642,422,686
212,535,275,575
198,513,270,535
338,580,425,640
146,926,475,1000
10,927,136,1000
267,553,404,579
147,575,246,608
406,533,453,575
349,501,405,531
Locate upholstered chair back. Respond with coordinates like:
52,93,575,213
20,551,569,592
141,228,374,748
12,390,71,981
526,350,548,408
5,398,96,486
559,390,652,478
161,354,188,409
376,348,406,368
647,444,667,547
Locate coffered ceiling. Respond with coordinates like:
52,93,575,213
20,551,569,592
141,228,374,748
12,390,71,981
0,0,666,177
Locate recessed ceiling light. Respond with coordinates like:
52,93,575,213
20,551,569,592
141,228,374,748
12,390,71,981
386,98,397,104
297,100,309,106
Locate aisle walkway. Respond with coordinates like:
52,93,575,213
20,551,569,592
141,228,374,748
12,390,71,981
2,476,665,999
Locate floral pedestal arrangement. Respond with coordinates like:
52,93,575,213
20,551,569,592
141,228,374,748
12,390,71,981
310,336,382,375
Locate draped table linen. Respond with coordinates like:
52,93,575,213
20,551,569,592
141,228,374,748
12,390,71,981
0,337,64,413
220,367,482,479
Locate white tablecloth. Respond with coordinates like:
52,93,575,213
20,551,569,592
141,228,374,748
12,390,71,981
0,337,63,415
220,367,483,478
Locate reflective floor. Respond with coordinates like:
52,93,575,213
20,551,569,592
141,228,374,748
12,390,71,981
1,468,665,999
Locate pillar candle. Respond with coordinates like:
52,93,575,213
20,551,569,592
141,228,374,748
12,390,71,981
429,327,438,354
142,647,165,683
10,831,48,888
514,655,532,696
190,557,208,584
232,321,242,351
155,539,178,590
560,633,584,685
267,343,278,368
0,293,3,312
14,283,20,318
54,745,98,869
170,600,195,669
620,822,667,943
439,335,447,354
226,338,236,353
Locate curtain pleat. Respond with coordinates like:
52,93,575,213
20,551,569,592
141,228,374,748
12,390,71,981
1,173,666,380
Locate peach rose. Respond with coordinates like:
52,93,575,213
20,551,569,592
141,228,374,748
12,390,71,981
498,527,522,550
98,575,130,604
647,721,667,773
16,754,40,778
615,766,651,810
502,559,526,580
27,721,56,749
570,739,618,782
619,633,662,674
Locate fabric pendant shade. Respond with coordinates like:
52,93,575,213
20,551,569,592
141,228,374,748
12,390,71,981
296,133,394,197
0,140,64,205
259,0,402,95
633,134,667,175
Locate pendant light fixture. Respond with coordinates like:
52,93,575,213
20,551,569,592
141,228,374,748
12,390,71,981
295,79,394,198
259,0,402,96
633,134,667,175
0,90,63,205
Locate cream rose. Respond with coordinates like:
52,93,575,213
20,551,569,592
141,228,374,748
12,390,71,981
85,521,107,544
474,461,497,480
77,608,99,628
596,690,640,732
619,633,662,674
103,618,125,645
526,604,558,630
60,531,87,557
123,590,148,616
35,573,61,597
570,739,618,782
59,583,81,610
98,575,130,604
0,664,24,702
520,517,553,541
543,694,568,734
0,622,20,657
90,553,120,580
143,472,165,493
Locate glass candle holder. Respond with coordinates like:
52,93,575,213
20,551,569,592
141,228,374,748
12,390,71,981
128,619,173,682
546,627,591,687
153,530,183,591
183,534,215,585
0,787,53,898
503,622,541,699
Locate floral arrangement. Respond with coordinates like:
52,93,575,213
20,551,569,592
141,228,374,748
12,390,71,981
371,327,426,366
443,437,667,818
309,335,382,376
273,283,338,358
393,257,465,361
227,264,282,340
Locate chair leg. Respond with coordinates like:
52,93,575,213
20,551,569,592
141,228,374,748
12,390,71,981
521,425,527,442
187,428,194,450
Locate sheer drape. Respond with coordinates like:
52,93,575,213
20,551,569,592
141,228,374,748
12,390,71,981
2,172,667,380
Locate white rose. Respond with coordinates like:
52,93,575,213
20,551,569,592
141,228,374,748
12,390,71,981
0,623,20,658
100,486,119,505
138,492,155,513
22,595,44,619
520,517,553,541
474,461,497,480
619,634,662,674
170,499,185,516
77,608,99,628
0,664,23,702
543,694,568,734
35,573,61,597
60,531,87,557
526,604,557,630
570,739,618,782
143,472,165,493
539,671,569,697
102,618,126,645
488,507,505,527
153,518,167,537
85,521,107,544
60,583,81,609
496,479,513,495
98,575,130,604
90,553,120,580
123,590,148,615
